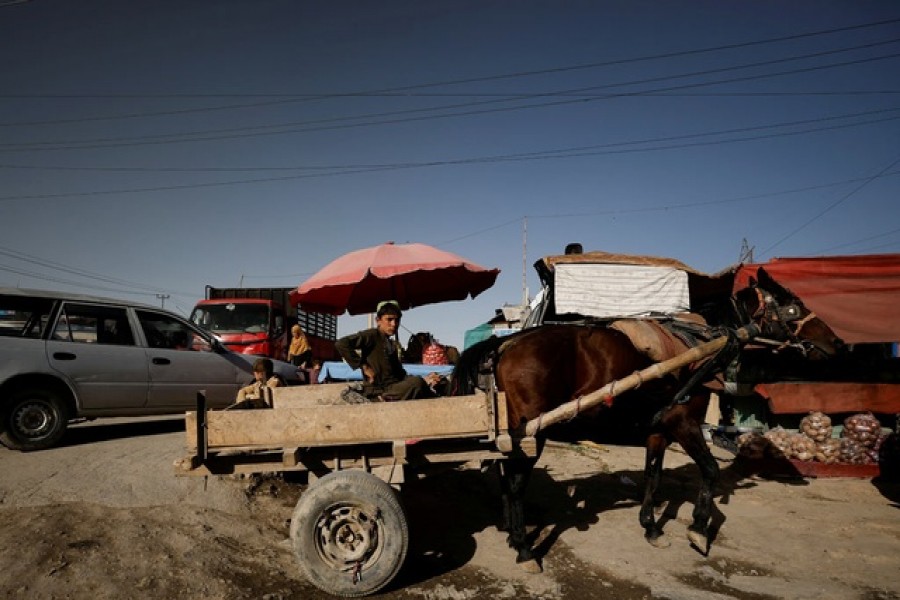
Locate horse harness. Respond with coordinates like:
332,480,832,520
734,287,826,358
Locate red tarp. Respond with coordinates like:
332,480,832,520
733,254,900,344
756,382,900,415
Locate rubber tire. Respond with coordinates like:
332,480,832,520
290,469,408,597
0,388,69,451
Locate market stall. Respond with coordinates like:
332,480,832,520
724,253,900,475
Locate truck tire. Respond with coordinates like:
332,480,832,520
290,469,408,597
0,388,69,451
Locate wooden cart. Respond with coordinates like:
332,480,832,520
175,382,535,597
175,332,740,596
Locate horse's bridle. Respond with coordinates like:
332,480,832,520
736,287,830,358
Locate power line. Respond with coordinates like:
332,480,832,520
758,154,900,258
0,246,196,297
435,171,900,245
4,169,896,291
3,106,896,174
2,111,898,204
811,226,900,254
0,263,164,298
2,16,899,127
3,39,899,152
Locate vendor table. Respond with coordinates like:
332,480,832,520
318,360,454,383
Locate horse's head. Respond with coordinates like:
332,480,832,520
732,267,844,359
403,332,428,363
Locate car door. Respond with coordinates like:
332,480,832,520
46,302,150,410
135,309,246,409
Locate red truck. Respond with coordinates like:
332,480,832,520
189,287,338,362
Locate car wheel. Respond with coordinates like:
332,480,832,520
0,388,69,451
290,469,408,597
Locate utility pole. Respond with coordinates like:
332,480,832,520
156,294,170,309
739,238,755,264
522,216,528,306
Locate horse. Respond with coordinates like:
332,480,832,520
450,267,843,572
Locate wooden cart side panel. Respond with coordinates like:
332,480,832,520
186,394,492,449
271,383,349,408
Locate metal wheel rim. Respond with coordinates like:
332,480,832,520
314,502,383,572
13,401,56,440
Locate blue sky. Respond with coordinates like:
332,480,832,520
2,1,899,349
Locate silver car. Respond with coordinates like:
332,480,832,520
0,287,302,451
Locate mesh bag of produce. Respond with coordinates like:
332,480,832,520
799,411,832,443
790,433,817,461
842,413,882,448
763,427,792,458
815,438,842,464
839,438,868,464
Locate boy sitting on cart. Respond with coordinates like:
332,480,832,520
228,358,283,409
335,300,443,402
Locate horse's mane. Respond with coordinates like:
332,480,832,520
450,334,508,395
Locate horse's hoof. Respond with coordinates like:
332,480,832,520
687,530,709,555
517,558,543,574
646,534,671,549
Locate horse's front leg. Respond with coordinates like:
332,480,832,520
640,433,670,547
683,437,719,555
669,404,720,555
498,457,542,573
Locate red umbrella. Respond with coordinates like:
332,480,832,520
290,242,500,316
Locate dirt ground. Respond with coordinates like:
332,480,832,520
0,415,898,600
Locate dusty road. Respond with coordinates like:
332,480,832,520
0,415,898,600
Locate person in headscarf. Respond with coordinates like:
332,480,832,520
287,324,312,367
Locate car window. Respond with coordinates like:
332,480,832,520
136,310,213,352
0,294,55,338
52,303,135,346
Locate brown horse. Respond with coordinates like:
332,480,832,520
451,268,843,571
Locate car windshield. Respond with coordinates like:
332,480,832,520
190,303,269,334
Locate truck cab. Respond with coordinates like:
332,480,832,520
189,298,287,360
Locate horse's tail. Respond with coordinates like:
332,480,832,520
449,335,507,396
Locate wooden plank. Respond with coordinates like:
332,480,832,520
495,391,508,433
739,457,880,479
185,411,197,451
187,394,492,449
272,382,348,408
756,382,900,415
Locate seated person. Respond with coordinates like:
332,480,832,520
287,324,313,367
231,358,282,409
335,300,437,401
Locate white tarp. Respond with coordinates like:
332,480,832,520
554,263,690,318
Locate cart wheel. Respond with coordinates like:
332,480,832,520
290,469,408,597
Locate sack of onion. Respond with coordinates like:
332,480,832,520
814,438,842,464
799,411,832,443
789,433,817,461
841,412,882,448
839,438,871,464
763,427,792,458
